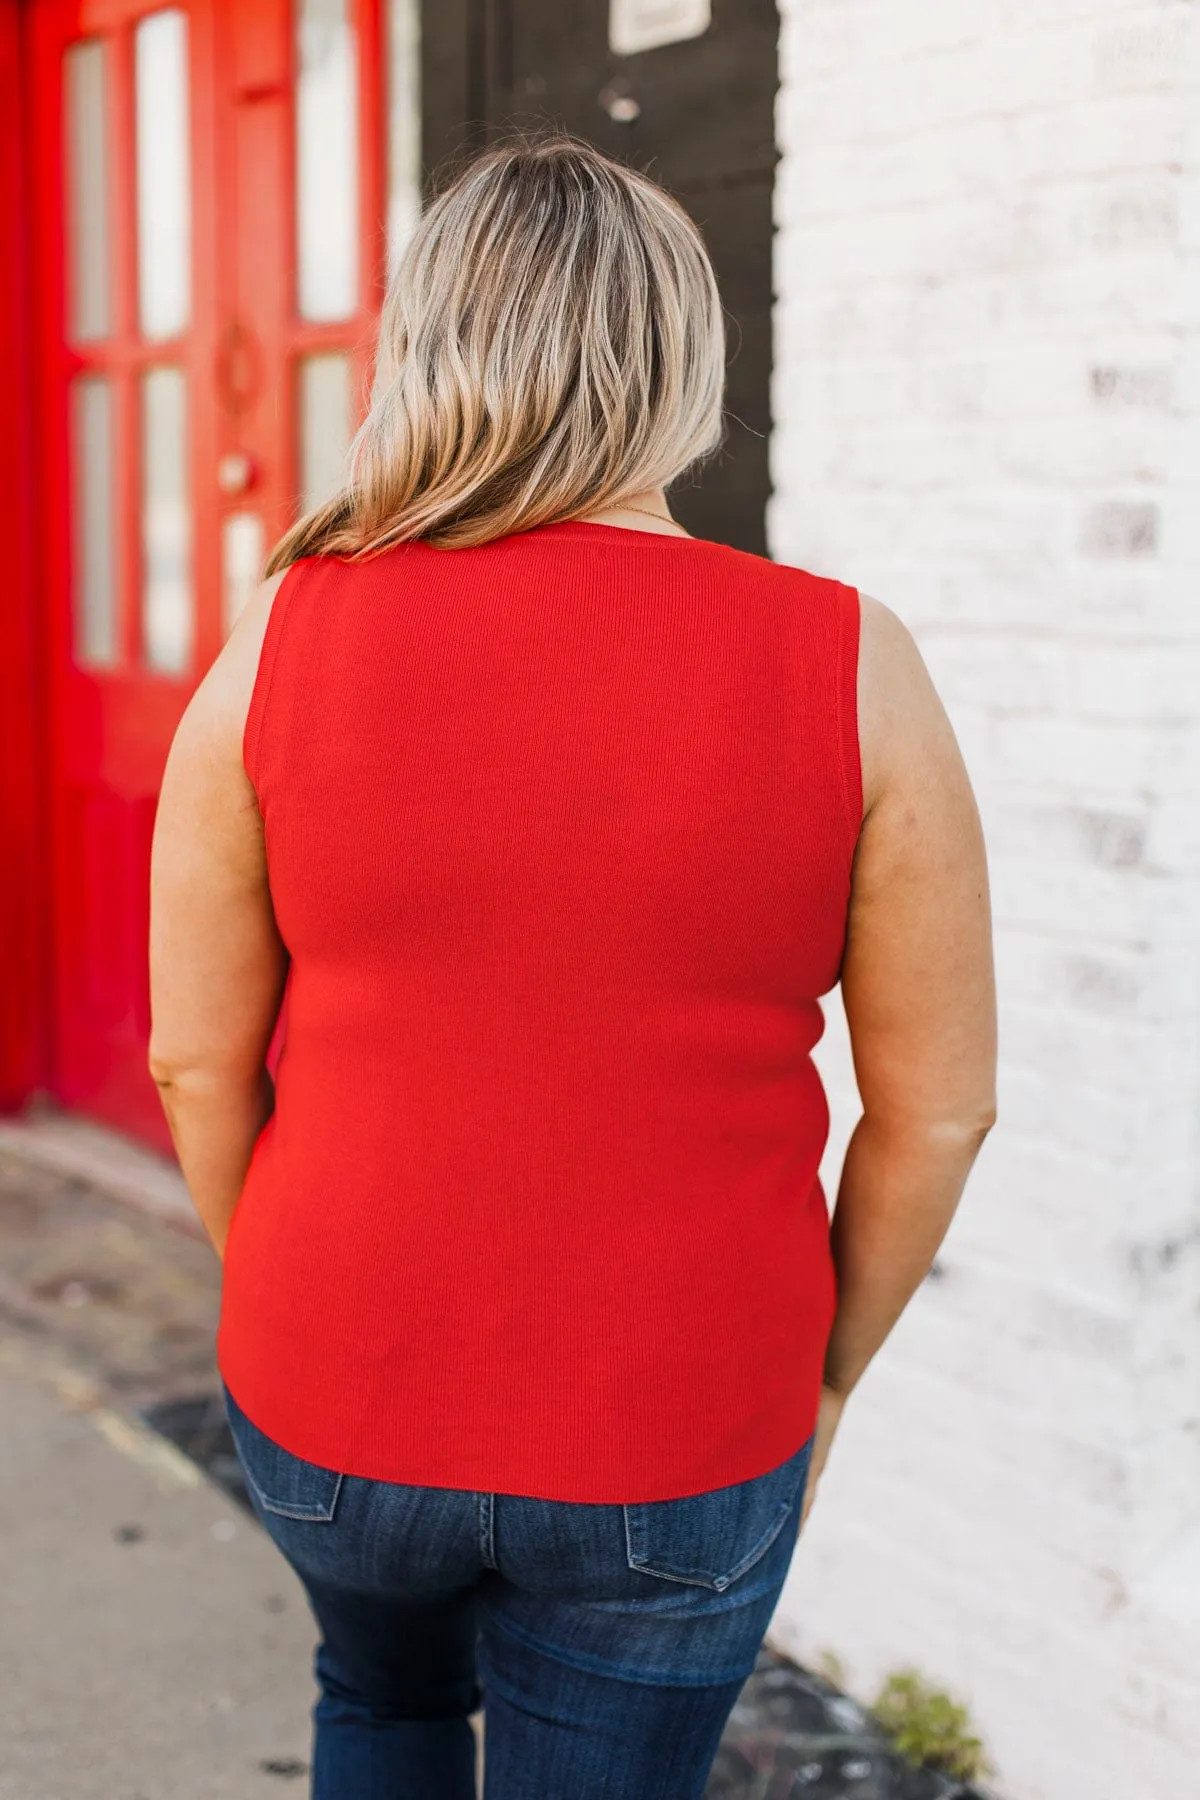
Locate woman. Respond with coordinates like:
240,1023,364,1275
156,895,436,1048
148,136,996,1799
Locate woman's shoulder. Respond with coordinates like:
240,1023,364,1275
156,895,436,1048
855,591,965,823
213,567,291,715
234,566,291,650
164,568,291,787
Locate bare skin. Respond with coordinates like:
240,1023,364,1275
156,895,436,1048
798,589,996,1530
148,484,996,1527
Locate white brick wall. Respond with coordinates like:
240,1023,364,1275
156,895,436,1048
767,4,1200,1795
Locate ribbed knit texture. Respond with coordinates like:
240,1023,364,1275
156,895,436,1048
216,521,861,1503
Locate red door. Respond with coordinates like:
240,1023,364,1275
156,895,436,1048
25,0,401,1149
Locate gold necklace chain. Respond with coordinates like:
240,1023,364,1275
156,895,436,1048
590,502,690,534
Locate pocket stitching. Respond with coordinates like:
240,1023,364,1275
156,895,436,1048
223,1388,344,1523
623,1493,794,1592
241,1464,344,1523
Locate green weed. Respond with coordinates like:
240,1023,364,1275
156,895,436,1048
871,1668,990,1782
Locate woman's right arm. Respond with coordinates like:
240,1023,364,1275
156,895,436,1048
801,592,998,1529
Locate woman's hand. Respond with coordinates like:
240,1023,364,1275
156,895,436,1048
799,1382,848,1534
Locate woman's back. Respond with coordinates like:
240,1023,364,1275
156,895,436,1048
147,134,994,1796
218,521,861,1503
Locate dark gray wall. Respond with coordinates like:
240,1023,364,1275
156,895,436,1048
420,1,779,555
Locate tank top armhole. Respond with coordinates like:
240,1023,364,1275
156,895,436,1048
243,558,312,795
834,582,864,852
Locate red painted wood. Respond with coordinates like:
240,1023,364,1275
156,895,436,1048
0,1,50,1111
21,0,387,1149
26,1,206,1150
221,0,383,560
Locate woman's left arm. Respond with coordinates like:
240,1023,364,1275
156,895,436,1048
148,572,288,1259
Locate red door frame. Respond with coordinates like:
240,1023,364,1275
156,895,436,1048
2,0,387,1137
22,0,225,1148
0,0,49,1113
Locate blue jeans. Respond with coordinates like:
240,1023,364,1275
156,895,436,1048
222,1380,812,1799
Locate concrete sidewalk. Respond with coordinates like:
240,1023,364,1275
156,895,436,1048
0,1342,316,1800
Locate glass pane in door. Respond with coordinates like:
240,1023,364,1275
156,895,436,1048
387,0,421,276
63,38,112,343
222,511,266,638
141,367,193,674
298,352,353,512
296,0,359,321
69,375,118,667
134,9,192,340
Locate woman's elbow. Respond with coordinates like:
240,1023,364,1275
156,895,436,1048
941,1099,998,1155
861,1098,997,1155
147,1038,181,1089
146,1040,260,1094
967,1094,998,1140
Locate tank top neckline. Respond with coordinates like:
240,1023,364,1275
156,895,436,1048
520,518,723,550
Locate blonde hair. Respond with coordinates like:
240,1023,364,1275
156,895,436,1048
265,134,726,567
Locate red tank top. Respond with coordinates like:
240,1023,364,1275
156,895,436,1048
216,521,861,1503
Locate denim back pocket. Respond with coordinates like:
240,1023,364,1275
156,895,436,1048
623,1438,812,1593
223,1383,344,1523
